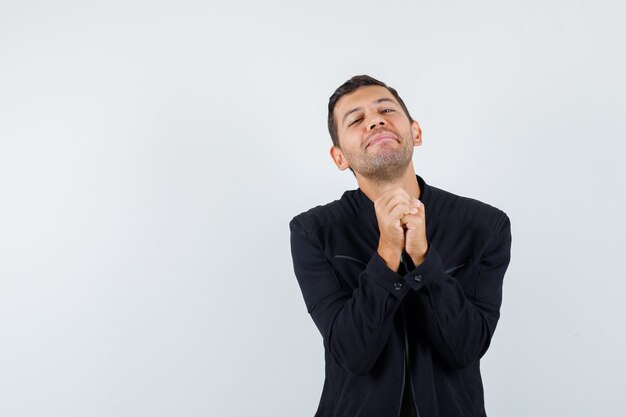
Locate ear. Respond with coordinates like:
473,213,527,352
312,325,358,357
330,146,350,171
411,120,422,146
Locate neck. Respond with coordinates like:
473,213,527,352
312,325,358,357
357,161,421,202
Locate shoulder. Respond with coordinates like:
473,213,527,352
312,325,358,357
428,184,510,236
289,190,361,236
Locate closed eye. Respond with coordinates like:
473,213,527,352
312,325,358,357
349,109,394,127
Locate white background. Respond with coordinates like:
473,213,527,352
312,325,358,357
1,1,625,416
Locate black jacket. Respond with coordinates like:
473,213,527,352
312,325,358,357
289,174,512,417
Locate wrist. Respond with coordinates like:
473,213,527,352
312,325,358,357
377,243,401,272
410,254,426,267
408,243,429,267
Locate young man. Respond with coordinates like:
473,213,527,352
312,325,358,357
289,75,512,417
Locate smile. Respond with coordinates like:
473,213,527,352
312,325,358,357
367,133,398,148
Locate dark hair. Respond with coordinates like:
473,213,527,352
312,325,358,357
327,75,414,148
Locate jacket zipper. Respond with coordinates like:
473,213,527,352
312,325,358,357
397,254,420,417
404,311,419,417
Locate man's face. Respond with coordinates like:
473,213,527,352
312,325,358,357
331,85,421,183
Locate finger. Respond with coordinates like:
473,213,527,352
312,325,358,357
389,201,416,220
388,194,416,214
417,201,426,219
400,213,424,228
410,199,426,216
401,206,424,221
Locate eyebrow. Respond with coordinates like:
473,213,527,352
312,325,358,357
342,98,397,126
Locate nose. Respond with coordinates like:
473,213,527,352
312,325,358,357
368,118,385,130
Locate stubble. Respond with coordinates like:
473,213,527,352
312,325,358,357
346,135,414,184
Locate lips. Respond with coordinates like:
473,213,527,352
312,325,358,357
366,132,398,148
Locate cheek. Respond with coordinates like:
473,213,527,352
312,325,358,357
395,123,413,140
342,133,361,151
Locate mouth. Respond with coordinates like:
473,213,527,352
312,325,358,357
366,132,399,148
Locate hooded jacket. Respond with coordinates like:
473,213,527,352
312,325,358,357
289,174,512,417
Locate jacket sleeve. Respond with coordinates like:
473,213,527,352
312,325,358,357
289,217,413,375
408,213,512,369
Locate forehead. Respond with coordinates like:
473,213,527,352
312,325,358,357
334,85,397,116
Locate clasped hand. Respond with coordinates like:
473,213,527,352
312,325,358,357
374,187,428,272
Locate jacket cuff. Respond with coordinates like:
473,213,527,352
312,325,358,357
365,251,410,299
402,241,443,292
